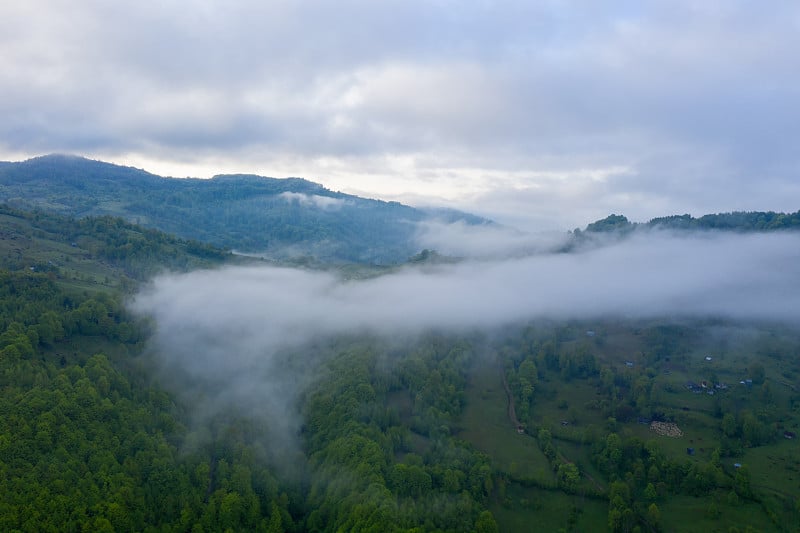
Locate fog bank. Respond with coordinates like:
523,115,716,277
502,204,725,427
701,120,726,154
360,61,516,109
135,231,800,335
131,230,800,452
414,220,570,258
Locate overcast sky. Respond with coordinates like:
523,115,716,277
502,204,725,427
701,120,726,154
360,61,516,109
2,1,799,229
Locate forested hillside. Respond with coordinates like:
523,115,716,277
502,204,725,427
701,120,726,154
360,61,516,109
583,211,800,234
0,205,503,531
0,268,309,532
0,155,486,264
0,210,300,531
2,193,800,531
7,273,796,531
0,204,231,291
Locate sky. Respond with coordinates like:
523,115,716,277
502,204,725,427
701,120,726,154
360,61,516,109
2,1,799,229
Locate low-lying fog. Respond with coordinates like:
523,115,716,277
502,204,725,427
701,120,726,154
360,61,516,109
130,228,800,453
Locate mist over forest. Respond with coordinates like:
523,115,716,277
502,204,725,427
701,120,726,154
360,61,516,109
131,228,800,459
4,1,800,529
2,165,800,530
135,228,800,344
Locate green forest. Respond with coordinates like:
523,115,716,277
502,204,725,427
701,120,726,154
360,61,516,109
0,155,484,264
1,198,800,532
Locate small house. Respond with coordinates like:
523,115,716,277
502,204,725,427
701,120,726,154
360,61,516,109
704,356,713,361
784,431,796,440
686,448,695,456
686,381,700,391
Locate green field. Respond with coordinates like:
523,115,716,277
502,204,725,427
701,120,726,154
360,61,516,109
455,321,800,531
659,494,780,532
460,364,553,481
491,483,608,532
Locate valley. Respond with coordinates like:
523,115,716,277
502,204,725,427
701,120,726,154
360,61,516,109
1,157,799,531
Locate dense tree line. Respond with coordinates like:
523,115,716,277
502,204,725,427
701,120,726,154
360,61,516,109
302,338,498,532
582,210,800,235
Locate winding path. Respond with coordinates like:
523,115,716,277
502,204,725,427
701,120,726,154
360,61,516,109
500,368,523,432
499,367,606,493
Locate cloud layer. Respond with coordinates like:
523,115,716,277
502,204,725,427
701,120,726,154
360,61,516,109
134,231,800,342
3,2,800,227
131,230,800,450
279,192,347,210
414,220,570,259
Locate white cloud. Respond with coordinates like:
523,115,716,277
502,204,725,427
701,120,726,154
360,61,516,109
278,192,347,210
2,1,800,226
415,220,570,258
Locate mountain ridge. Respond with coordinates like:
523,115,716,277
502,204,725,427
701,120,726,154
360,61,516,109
582,211,800,234
0,154,490,264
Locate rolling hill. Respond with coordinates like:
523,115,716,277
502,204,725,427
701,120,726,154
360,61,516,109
0,154,488,264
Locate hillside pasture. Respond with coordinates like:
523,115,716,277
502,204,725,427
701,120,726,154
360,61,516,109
461,367,553,481
491,483,607,533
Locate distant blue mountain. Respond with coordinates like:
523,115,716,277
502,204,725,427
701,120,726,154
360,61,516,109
0,154,490,264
